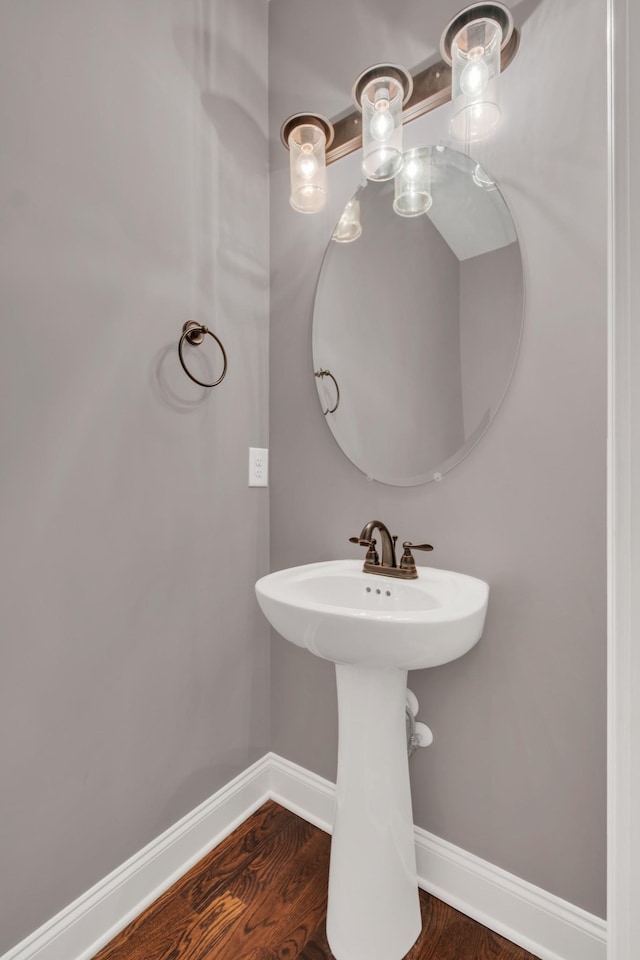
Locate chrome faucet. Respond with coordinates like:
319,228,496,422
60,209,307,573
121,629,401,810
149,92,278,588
349,520,433,580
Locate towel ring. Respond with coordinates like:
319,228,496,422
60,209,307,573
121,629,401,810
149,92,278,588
178,321,228,388
315,368,340,415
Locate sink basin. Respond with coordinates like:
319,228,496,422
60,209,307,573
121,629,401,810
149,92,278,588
255,559,488,669
255,558,489,960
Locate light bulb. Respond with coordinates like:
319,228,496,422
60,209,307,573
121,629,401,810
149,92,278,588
295,142,318,180
370,87,394,142
370,100,394,142
286,118,329,213
460,47,489,96
450,19,502,142
357,70,408,181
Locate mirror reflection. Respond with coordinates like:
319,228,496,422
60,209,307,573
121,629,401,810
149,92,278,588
313,145,524,486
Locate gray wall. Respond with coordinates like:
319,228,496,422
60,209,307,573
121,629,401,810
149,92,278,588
0,0,269,951
459,241,522,435
269,0,607,918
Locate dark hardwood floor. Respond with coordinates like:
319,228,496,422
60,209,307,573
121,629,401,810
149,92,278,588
92,800,541,960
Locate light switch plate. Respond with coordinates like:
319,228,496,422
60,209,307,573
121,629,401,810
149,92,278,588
249,447,268,487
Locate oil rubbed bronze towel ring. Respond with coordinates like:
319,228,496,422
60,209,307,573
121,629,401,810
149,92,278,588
315,368,340,415
178,321,228,388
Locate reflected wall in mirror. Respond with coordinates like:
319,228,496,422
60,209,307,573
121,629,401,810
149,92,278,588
313,145,524,486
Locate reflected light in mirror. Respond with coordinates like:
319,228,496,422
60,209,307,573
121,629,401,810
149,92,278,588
333,198,363,242
473,163,497,191
394,148,433,218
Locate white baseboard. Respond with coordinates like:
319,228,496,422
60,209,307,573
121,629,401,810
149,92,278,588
2,755,273,960
269,753,335,832
2,752,606,960
269,755,606,960
413,829,606,960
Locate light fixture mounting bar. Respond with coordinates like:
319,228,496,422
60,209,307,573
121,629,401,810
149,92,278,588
323,29,518,168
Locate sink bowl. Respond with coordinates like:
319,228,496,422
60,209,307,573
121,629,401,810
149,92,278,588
255,559,488,670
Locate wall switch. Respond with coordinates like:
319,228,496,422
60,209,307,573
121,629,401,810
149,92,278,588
249,447,268,487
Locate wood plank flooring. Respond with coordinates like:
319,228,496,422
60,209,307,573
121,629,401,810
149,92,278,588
92,800,541,960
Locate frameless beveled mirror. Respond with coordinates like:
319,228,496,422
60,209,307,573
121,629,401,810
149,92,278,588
312,145,524,486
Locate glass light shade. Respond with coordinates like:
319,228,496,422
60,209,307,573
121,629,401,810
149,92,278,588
360,75,404,181
332,198,362,242
450,17,502,142
288,122,328,214
394,148,433,217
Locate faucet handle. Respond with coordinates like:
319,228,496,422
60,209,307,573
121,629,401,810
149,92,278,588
399,541,434,573
349,536,380,566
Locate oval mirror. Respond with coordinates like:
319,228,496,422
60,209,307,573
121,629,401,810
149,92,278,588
312,145,524,486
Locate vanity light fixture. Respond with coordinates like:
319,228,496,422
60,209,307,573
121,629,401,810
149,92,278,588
352,64,413,181
281,113,334,214
280,2,518,213
440,3,514,141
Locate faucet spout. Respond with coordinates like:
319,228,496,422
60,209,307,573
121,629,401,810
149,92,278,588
358,520,397,569
350,520,433,579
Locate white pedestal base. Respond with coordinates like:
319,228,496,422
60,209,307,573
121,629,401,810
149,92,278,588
326,664,422,960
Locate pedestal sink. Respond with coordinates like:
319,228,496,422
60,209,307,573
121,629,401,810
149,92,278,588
255,559,489,960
